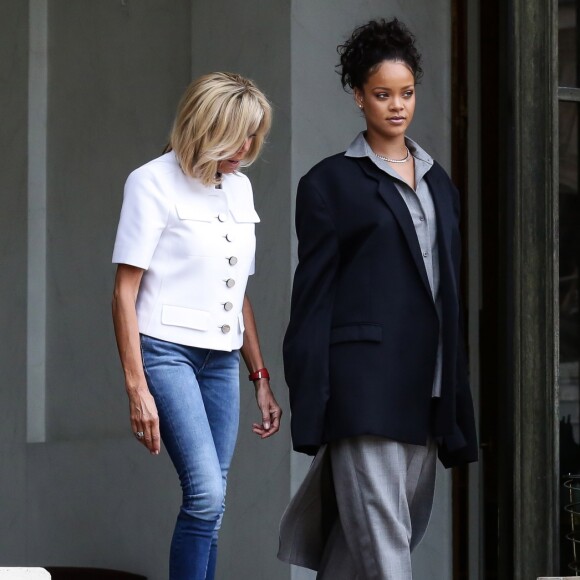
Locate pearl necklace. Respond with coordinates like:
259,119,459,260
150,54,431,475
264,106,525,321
374,147,411,164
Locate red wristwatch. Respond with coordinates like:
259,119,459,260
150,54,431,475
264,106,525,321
248,367,270,381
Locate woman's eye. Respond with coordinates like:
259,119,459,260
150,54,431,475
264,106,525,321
376,93,388,99
404,91,414,98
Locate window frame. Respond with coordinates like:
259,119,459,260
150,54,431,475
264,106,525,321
509,0,559,576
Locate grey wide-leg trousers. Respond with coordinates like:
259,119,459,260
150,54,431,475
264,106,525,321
317,436,437,580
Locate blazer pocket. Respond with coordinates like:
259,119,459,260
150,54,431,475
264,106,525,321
329,323,382,345
175,202,214,222
229,206,261,223
161,305,210,331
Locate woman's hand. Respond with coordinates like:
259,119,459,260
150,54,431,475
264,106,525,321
239,294,282,439
252,379,282,439
112,264,161,455
127,385,161,455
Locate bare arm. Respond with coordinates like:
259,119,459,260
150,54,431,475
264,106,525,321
240,294,282,438
112,264,161,454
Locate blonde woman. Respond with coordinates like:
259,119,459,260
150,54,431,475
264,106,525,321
112,72,281,580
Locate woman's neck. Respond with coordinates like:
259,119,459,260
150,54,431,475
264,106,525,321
364,132,408,159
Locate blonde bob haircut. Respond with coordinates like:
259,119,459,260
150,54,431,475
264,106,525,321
166,72,272,186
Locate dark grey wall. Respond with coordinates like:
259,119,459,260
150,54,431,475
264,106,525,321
0,0,28,563
46,0,192,441
25,2,193,578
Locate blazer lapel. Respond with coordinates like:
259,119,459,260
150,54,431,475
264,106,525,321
425,167,458,298
357,158,433,300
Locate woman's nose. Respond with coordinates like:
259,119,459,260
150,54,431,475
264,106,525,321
238,138,252,156
390,97,403,110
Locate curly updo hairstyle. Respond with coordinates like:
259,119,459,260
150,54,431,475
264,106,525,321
337,18,423,91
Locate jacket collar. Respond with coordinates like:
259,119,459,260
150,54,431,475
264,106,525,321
345,132,433,186
356,157,433,299
354,156,456,304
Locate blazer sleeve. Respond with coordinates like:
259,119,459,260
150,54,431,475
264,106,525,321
439,182,479,467
112,168,170,269
283,175,340,455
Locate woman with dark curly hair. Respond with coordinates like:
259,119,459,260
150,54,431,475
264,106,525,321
279,18,477,579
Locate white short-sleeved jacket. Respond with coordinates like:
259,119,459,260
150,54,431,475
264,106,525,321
112,151,260,351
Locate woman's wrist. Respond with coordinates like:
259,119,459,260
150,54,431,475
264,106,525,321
248,367,270,382
253,377,271,392
124,373,148,394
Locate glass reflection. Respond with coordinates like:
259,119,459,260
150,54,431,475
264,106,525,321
560,0,577,87
560,99,580,574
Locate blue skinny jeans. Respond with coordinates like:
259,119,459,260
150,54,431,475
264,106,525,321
140,334,240,580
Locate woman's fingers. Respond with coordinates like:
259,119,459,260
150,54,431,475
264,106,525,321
142,414,161,455
265,405,281,435
129,389,161,455
254,390,282,439
252,422,273,438
271,404,282,431
261,408,271,431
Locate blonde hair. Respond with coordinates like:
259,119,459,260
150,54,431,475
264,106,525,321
166,72,272,186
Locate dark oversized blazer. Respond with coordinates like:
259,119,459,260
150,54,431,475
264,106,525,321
283,152,478,468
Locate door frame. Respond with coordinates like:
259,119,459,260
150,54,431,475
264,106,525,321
479,0,559,577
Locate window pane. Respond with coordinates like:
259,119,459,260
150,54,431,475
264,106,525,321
560,99,580,574
560,0,577,87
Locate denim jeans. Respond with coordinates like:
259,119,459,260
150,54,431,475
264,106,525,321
140,334,240,580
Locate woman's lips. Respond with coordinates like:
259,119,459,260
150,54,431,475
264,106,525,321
387,117,406,125
219,158,243,173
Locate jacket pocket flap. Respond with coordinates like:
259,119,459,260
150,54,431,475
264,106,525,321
162,305,210,331
230,206,261,224
175,203,214,222
330,324,382,345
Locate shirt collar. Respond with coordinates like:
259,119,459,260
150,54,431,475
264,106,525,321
344,131,433,184
345,131,433,164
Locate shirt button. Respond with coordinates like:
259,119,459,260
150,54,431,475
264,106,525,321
224,301,233,311
226,278,236,288
220,324,231,334
218,213,228,222
228,256,238,266
225,233,234,242
419,216,425,222
423,251,429,258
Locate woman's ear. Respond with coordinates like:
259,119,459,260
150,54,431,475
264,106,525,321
353,89,364,110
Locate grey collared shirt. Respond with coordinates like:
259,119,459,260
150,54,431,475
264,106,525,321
345,132,443,398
